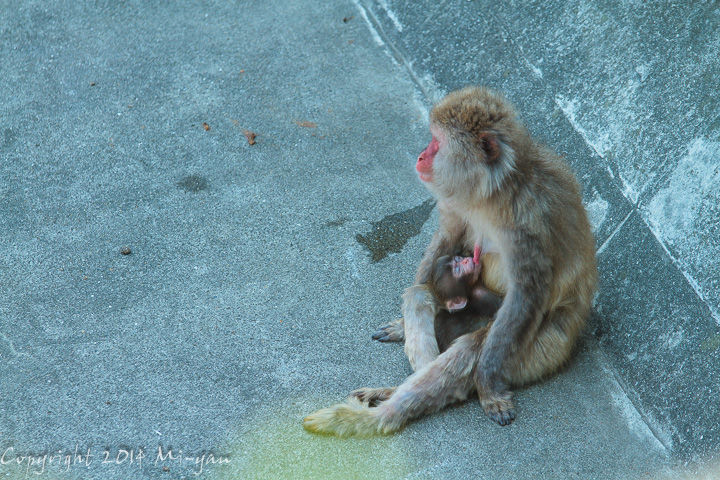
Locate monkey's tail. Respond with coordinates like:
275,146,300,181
303,397,402,437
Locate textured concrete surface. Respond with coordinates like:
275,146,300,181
0,0,716,479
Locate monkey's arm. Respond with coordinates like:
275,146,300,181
403,215,466,371
474,230,551,424
373,204,466,370
401,285,438,371
371,226,453,346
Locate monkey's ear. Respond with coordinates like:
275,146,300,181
446,297,467,312
479,132,500,162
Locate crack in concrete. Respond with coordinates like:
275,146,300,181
0,332,31,359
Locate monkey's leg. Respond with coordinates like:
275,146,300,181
401,284,440,371
350,387,397,405
476,305,586,425
371,318,405,342
303,330,485,437
476,384,516,426
508,305,586,385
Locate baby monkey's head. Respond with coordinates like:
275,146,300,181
429,255,482,312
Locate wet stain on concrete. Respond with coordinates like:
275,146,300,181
356,199,435,263
325,217,349,227
700,333,720,352
3,128,17,148
177,174,209,192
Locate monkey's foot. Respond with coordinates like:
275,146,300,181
480,394,516,426
371,318,405,342
350,386,397,405
303,397,398,437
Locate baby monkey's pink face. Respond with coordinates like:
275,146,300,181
450,256,479,279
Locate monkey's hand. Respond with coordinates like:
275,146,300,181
350,386,397,406
371,318,405,342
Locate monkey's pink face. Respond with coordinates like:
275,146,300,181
416,129,444,183
450,256,478,279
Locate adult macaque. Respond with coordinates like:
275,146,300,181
304,86,597,436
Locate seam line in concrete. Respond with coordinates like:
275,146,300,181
639,212,720,324
596,209,634,257
521,37,716,324
594,336,672,453
354,0,431,102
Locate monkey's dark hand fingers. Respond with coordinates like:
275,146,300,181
371,318,405,342
481,396,516,426
371,328,400,342
350,386,397,406
488,407,516,426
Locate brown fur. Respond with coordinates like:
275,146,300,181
428,255,472,307
304,87,597,436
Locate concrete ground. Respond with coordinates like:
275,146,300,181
1,1,717,479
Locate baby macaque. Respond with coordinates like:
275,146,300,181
429,254,502,352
